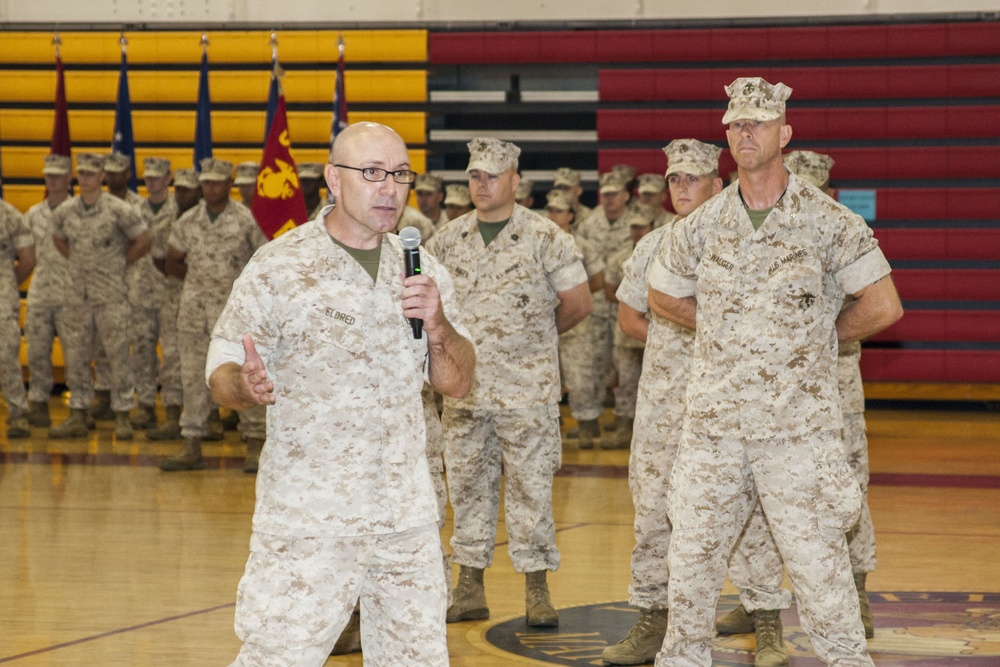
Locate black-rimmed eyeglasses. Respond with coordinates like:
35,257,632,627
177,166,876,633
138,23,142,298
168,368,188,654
333,164,417,184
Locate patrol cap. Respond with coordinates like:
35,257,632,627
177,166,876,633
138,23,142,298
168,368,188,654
663,139,723,177
611,164,637,183
466,137,520,174
199,158,234,182
637,173,666,194
545,190,572,211
444,184,471,207
722,77,792,125
173,168,199,190
622,203,657,228
552,167,582,188
142,157,171,178
42,154,72,176
298,162,325,180
76,153,106,173
783,150,835,188
233,161,259,185
104,153,132,173
515,179,533,201
414,173,443,193
599,171,629,194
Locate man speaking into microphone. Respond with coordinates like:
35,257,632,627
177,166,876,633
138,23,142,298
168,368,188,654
427,137,591,627
207,122,475,667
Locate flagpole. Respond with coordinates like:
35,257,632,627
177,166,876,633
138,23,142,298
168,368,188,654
113,33,138,192
194,34,213,170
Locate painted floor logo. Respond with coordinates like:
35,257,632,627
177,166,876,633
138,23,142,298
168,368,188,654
484,592,1000,666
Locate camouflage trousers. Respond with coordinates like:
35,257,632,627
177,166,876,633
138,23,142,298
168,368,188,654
558,315,602,421
230,524,448,667
24,303,65,402
727,412,877,612
656,429,872,667
61,301,135,411
0,300,27,417
444,404,561,573
179,330,265,440
131,305,160,406
612,345,643,419
592,311,615,394
157,288,182,407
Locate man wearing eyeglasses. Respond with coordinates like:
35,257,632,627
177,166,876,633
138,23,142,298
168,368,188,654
647,78,902,667
209,122,475,666
427,137,592,628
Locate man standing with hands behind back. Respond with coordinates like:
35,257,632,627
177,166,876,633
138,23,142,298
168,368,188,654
209,122,475,666
648,77,902,667
428,137,592,628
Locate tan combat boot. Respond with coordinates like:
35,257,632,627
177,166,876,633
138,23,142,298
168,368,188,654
27,401,51,427
159,438,205,471
89,390,115,421
114,411,134,440
854,572,875,638
717,603,756,634
130,403,157,429
525,570,559,627
577,419,601,449
330,604,362,655
243,437,264,474
147,405,182,440
602,417,633,449
7,415,30,439
49,408,89,439
753,609,788,667
446,565,489,623
601,608,668,665
205,408,225,441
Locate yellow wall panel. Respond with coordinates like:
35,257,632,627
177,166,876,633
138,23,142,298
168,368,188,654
0,70,425,104
0,30,426,64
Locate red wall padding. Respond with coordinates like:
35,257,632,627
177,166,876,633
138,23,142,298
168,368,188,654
869,310,1000,342
891,269,1000,301
597,106,999,141
860,349,1000,383
599,64,1000,101
876,189,998,220
598,146,999,181
874,229,1000,260
429,22,1000,64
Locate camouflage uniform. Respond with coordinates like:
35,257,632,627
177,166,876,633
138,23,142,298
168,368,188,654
558,232,605,423
149,204,183,409
426,204,587,573
649,174,890,667
24,198,71,403
606,244,643,420
52,192,146,411
210,219,463,666
169,198,267,441
130,194,178,408
0,200,32,418
397,206,436,242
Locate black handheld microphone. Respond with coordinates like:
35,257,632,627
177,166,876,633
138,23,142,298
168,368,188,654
399,226,423,339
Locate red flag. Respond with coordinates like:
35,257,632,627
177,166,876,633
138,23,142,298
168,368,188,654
251,94,308,240
51,53,71,157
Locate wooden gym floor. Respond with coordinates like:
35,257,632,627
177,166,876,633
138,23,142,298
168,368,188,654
1,398,998,665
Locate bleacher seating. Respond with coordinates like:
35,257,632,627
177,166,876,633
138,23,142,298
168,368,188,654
427,20,1000,399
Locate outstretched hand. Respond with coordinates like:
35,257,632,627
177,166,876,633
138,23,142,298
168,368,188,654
242,334,276,405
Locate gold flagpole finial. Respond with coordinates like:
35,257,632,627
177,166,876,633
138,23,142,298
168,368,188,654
53,32,62,57
201,33,209,53
120,32,128,55
270,32,279,61
338,32,345,53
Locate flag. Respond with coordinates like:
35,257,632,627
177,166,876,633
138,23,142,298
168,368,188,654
331,35,348,146
252,93,308,240
51,52,71,157
112,50,138,192
264,56,279,143
194,50,213,170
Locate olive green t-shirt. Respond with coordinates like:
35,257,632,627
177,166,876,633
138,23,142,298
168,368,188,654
746,206,774,231
330,235,382,283
478,218,510,246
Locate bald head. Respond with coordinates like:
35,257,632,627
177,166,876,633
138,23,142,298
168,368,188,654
330,122,407,166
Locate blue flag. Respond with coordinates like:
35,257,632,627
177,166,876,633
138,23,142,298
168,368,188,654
194,51,213,170
112,51,138,192
264,57,279,144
